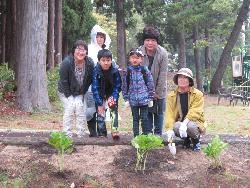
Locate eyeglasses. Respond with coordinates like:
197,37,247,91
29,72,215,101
76,47,86,52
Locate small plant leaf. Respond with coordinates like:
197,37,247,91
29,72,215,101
48,132,73,154
131,134,164,172
203,135,228,167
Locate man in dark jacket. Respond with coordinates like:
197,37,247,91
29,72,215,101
92,49,122,138
58,40,94,138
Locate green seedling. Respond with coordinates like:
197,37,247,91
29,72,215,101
48,132,73,172
203,135,228,168
131,134,164,173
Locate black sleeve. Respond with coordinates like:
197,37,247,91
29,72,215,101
59,57,71,97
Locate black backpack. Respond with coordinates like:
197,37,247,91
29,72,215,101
126,66,148,92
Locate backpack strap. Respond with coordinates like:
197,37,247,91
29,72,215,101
126,68,131,93
141,66,148,86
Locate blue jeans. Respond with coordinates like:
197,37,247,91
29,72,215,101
148,98,166,135
131,105,150,137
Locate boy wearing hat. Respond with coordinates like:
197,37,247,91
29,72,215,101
141,26,168,136
122,48,155,137
165,68,207,151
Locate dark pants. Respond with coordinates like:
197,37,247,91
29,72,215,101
97,105,118,136
131,105,150,137
148,98,166,135
87,113,97,137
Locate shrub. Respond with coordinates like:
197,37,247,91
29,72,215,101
0,64,15,95
0,64,15,82
48,132,73,172
131,134,164,173
47,67,59,102
203,135,228,168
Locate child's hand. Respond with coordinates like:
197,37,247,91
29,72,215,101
98,106,105,114
107,96,116,108
124,101,130,108
148,101,153,107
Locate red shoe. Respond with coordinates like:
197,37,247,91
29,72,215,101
111,131,120,140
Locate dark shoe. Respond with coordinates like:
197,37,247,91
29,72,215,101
191,138,201,152
98,133,107,138
97,114,107,137
183,137,191,149
193,142,201,151
97,125,107,137
87,123,97,137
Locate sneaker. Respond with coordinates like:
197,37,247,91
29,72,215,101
183,137,191,149
111,131,120,140
193,142,201,152
77,134,84,138
77,131,88,138
98,132,107,138
65,132,73,138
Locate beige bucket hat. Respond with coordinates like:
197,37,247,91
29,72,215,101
173,68,194,87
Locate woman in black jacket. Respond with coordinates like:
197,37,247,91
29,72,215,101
58,40,94,138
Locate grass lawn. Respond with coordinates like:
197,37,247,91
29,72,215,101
0,95,249,135
204,95,250,135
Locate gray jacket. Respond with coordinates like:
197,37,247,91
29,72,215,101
141,45,168,99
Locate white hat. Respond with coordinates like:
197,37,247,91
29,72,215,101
173,68,194,86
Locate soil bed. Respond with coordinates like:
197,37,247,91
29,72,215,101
0,143,249,187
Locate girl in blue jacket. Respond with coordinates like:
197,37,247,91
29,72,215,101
122,48,155,137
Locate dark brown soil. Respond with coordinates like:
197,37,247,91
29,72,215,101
0,143,249,188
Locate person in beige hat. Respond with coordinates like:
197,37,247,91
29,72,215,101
165,68,207,151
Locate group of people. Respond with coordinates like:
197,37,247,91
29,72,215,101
58,25,207,152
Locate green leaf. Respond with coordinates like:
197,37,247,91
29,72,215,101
48,132,73,154
203,135,228,160
131,134,164,172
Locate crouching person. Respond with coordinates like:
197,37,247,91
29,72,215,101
58,40,94,138
165,68,207,151
92,49,122,139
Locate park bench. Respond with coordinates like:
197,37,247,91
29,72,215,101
217,87,232,105
218,86,250,106
242,91,250,106
229,88,244,106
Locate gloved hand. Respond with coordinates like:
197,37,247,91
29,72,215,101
166,129,175,142
148,100,153,108
168,143,176,156
107,96,116,108
67,95,74,106
124,101,130,108
75,95,83,106
179,122,187,138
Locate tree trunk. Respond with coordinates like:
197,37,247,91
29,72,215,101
115,0,126,69
205,26,211,76
47,0,55,70
193,25,202,90
16,0,51,112
54,0,62,65
210,0,250,94
62,35,69,58
177,30,186,68
0,0,6,64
